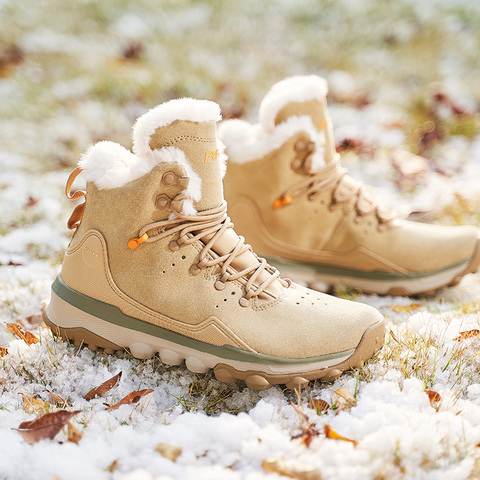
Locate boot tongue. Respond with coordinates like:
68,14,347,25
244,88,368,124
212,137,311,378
148,119,224,211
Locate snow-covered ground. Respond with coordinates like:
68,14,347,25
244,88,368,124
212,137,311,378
1,1,480,479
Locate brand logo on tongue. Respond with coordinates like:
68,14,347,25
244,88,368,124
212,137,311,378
204,150,219,163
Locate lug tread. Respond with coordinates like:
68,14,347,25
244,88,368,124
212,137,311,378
44,311,384,391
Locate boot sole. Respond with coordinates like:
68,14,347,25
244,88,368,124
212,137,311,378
264,234,480,296
44,283,384,391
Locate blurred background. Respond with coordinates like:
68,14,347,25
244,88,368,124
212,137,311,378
1,0,480,267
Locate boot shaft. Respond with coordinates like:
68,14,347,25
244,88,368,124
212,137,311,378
138,119,225,212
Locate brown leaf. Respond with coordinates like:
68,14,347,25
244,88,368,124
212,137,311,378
324,425,358,446
390,303,422,313
262,456,322,480
455,330,480,341
0,45,24,78
308,398,330,414
47,390,68,408
16,410,81,445
121,41,144,60
290,402,321,448
10,260,23,266
105,388,154,410
25,314,43,327
84,372,122,400
332,387,357,408
154,443,182,462
26,196,39,207
105,460,118,473
67,421,83,444
20,393,47,414
6,323,40,345
0,347,8,356
425,390,442,405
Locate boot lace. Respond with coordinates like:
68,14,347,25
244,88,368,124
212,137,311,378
129,198,283,306
273,141,397,226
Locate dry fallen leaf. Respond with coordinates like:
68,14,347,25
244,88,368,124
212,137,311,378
105,388,154,410
105,460,118,473
25,314,43,327
425,390,442,405
155,443,182,462
324,425,358,446
6,323,40,345
455,330,480,341
84,372,122,400
67,421,83,444
16,410,81,445
332,387,357,408
47,390,69,408
0,45,24,78
290,402,321,448
308,399,330,415
262,456,322,480
390,303,422,313
20,393,47,414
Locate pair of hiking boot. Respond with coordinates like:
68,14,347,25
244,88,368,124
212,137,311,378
44,76,480,390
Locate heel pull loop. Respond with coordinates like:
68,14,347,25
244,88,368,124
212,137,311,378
66,167,86,201
65,167,86,230
67,203,85,230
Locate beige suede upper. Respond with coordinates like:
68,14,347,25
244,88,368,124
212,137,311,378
223,97,478,275
62,116,382,360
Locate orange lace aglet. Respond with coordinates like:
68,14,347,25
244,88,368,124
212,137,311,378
128,233,149,250
272,195,292,210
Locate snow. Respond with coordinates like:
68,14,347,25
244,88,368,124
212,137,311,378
2,0,480,479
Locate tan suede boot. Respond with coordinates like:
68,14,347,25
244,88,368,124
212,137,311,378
219,76,480,296
44,98,384,390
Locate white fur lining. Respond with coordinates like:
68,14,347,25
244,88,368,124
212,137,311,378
132,98,221,161
79,141,143,190
218,115,326,171
80,143,201,215
259,75,328,133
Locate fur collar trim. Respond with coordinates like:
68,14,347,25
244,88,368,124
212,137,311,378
218,115,326,171
132,98,221,160
259,75,328,133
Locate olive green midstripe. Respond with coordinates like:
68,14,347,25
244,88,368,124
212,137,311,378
52,276,353,366
264,255,470,281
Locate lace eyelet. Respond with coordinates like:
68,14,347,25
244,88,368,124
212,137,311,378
162,172,178,186
239,297,250,307
155,194,171,209
189,264,201,276
214,280,225,291
169,241,180,251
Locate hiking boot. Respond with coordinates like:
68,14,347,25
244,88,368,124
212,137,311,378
44,98,384,390
219,75,480,296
